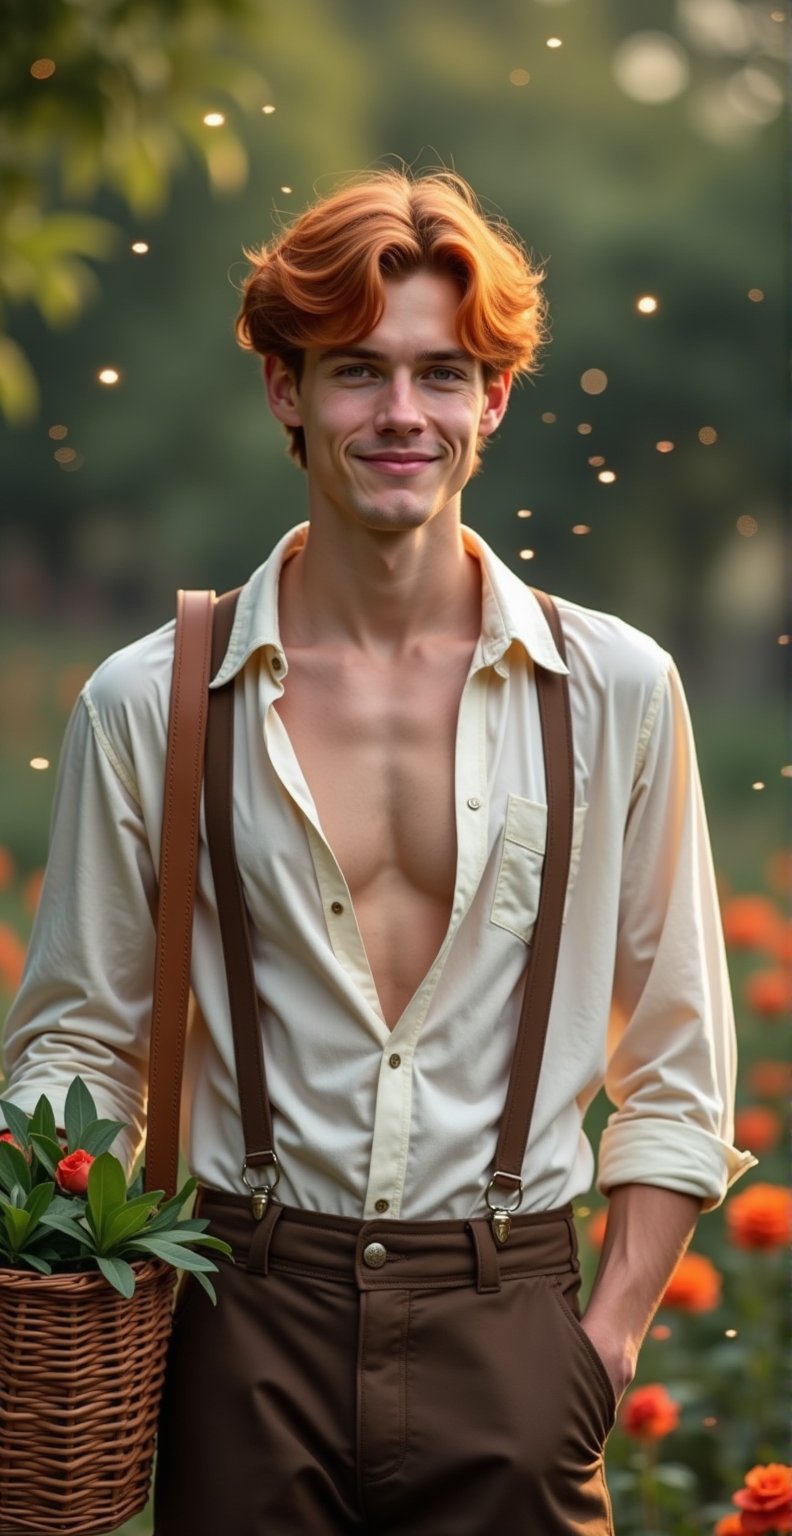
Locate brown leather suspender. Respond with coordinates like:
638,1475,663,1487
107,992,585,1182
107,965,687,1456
145,589,215,1198
202,585,574,1233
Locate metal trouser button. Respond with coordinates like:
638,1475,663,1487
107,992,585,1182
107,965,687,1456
362,1241,387,1269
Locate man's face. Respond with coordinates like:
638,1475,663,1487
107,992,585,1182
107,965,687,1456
265,269,511,533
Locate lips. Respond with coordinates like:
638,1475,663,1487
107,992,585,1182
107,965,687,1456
356,453,439,475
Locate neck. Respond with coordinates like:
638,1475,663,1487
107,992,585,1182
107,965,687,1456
278,507,482,658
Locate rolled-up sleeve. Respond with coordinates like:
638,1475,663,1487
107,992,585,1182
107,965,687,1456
597,660,757,1211
1,687,157,1176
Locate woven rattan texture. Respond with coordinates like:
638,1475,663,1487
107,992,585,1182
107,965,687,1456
0,1259,176,1535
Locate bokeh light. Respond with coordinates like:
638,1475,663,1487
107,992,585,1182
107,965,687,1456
580,368,608,395
612,32,691,104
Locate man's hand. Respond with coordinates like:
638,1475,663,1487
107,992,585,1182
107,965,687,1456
579,1183,703,1403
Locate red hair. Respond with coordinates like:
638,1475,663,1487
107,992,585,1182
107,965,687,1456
235,169,548,466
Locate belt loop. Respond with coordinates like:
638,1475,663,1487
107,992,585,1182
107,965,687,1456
467,1218,502,1294
564,1212,579,1270
246,1198,284,1275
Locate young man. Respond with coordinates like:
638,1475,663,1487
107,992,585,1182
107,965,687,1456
3,171,753,1534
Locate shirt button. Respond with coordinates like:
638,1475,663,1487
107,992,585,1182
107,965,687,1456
467,797,481,811
363,1241,387,1269
388,1054,401,1069
330,901,344,914
271,656,283,672
374,1198,390,1214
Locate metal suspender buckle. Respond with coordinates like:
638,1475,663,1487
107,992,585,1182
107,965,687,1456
242,1153,281,1221
485,1171,523,1245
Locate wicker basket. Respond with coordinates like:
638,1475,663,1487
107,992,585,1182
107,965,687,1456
0,1259,177,1536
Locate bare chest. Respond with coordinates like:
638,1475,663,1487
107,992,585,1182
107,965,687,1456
271,642,476,1026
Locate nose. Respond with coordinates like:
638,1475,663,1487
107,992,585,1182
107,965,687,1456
374,373,427,435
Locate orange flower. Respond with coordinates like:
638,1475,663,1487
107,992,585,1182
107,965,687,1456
660,1251,722,1313
744,967,792,1018
734,1106,783,1154
722,895,783,954
715,1516,746,1536
732,1464,792,1534
748,1060,791,1099
620,1383,680,1440
727,1184,792,1251
0,923,26,992
585,1209,608,1248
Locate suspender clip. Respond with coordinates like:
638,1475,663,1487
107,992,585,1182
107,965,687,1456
242,1152,281,1222
485,1171,523,1246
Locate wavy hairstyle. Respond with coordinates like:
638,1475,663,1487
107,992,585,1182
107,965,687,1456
235,169,549,467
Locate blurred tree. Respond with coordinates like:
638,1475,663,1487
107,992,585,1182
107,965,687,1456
0,0,272,422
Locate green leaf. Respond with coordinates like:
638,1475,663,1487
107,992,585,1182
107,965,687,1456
64,1077,98,1154
96,1255,136,1299
128,1237,218,1272
87,1152,127,1245
140,1178,196,1229
0,1099,31,1153
131,1226,232,1257
79,1119,127,1157
0,336,39,427
101,1192,164,1252
40,1211,95,1249
29,1095,58,1144
0,1200,31,1253
0,1141,31,1197
18,1252,53,1275
190,1270,218,1306
24,1180,55,1229
29,1132,64,1179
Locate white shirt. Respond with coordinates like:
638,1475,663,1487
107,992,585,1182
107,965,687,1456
2,523,756,1216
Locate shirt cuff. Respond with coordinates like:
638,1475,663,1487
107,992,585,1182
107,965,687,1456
597,1118,758,1212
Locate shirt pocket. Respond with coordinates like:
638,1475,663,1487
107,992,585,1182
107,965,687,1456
490,795,587,945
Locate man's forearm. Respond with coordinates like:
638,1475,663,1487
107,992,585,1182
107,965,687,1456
580,1182,703,1401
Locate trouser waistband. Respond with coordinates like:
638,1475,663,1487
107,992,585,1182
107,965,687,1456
195,1185,579,1295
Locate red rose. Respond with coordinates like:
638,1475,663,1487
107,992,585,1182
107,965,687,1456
55,1148,95,1195
620,1383,680,1440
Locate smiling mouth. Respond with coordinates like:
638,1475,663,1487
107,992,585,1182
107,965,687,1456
356,454,439,475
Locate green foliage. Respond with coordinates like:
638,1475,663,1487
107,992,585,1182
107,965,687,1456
0,1076,232,1297
0,0,272,421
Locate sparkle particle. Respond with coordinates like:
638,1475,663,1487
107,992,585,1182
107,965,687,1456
580,368,608,395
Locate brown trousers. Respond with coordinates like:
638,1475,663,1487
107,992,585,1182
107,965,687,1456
153,1188,616,1535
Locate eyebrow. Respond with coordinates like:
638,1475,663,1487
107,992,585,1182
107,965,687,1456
317,345,474,366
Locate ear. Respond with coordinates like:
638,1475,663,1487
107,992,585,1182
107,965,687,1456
477,370,513,439
264,355,303,427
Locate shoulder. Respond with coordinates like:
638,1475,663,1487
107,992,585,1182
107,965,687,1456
551,592,672,708
80,620,176,781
